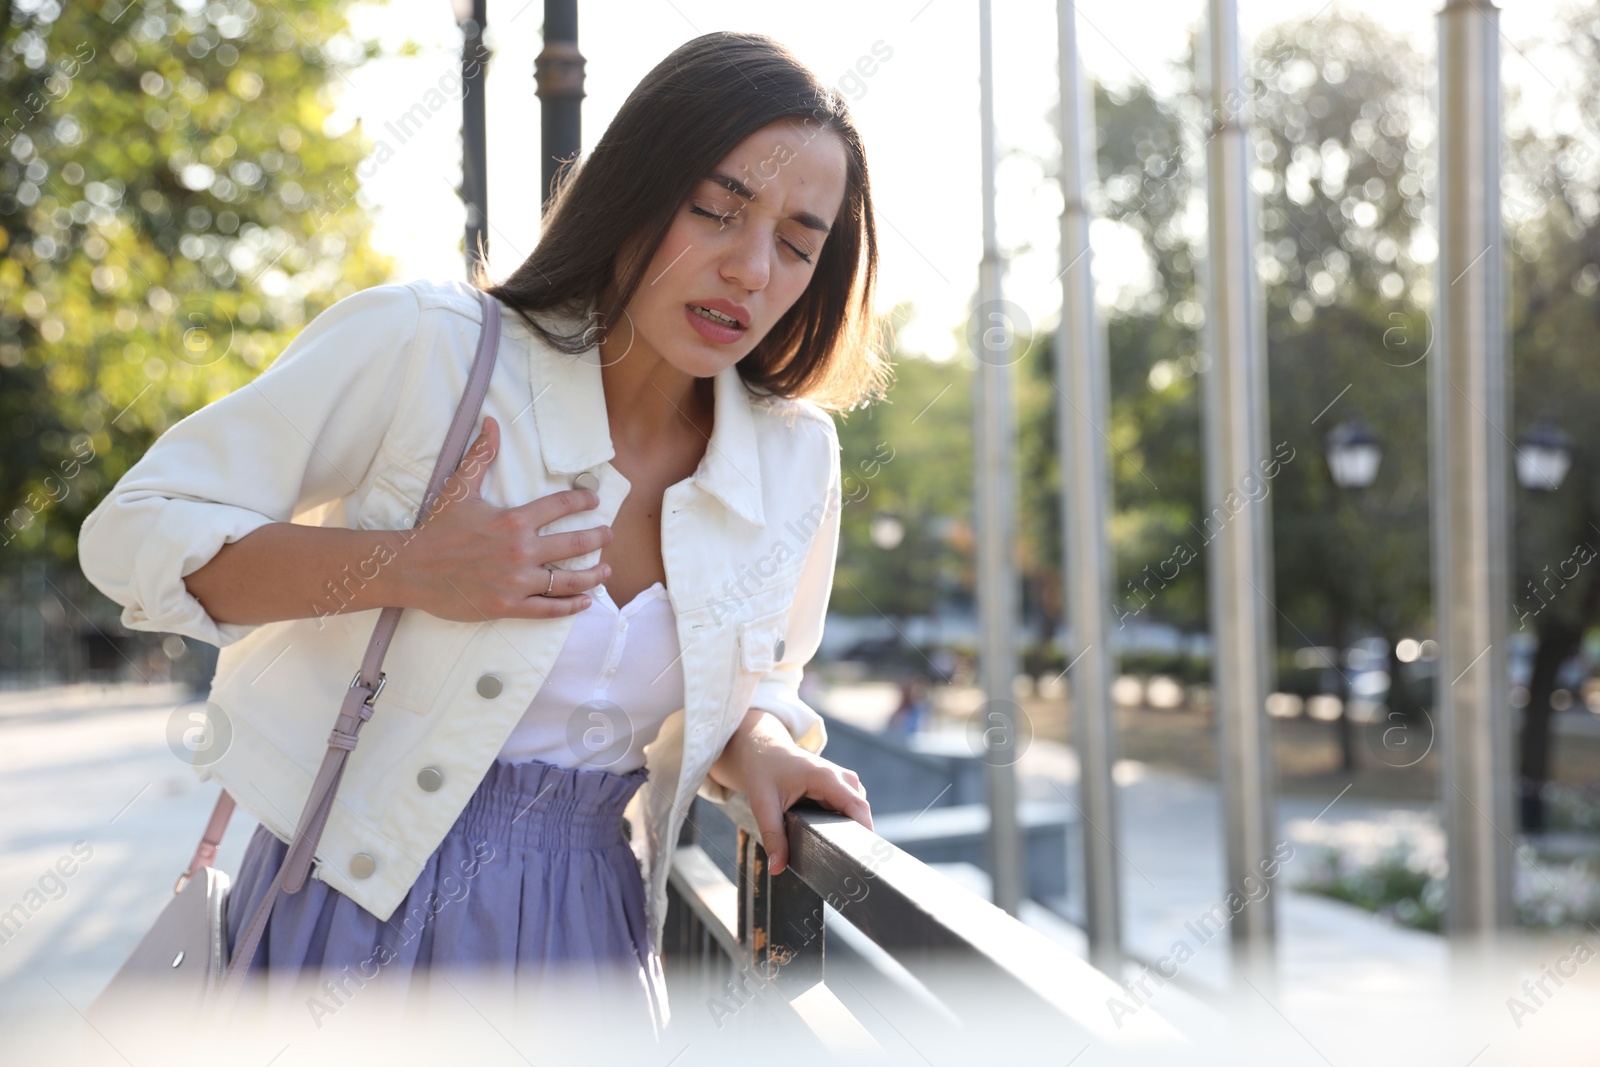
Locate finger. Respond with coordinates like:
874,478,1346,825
523,561,609,601
502,560,612,619
811,773,873,832
745,787,790,876
511,589,594,619
435,416,499,516
536,525,612,564
515,487,602,525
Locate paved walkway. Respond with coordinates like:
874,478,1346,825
0,682,258,1061
822,683,1453,971
821,681,1600,1065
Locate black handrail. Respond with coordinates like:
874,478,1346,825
665,792,1186,1051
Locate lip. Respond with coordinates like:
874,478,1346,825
684,303,746,345
688,299,750,329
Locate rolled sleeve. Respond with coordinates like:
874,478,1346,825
695,416,841,806
76,283,425,648
696,774,737,805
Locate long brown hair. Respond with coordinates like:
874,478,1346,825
475,31,890,413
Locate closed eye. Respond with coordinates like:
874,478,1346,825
691,205,813,264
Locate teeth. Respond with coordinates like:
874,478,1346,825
693,305,741,328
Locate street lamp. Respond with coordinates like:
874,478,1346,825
1322,415,1383,773
1325,417,1383,489
1515,417,1572,491
1514,413,1575,835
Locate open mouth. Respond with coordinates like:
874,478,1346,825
688,304,746,329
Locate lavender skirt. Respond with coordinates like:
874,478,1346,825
221,758,668,1045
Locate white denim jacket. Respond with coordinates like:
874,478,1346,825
76,277,841,957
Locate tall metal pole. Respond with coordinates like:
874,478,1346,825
457,0,490,278
975,0,1024,917
1199,0,1278,982
1433,0,1514,938
1054,0,1122,971
535,0,585,216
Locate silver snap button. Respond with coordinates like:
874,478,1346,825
349,852,376,879
774,637,786,661
571,471,600,492
476,673,503,699
416,766,443,792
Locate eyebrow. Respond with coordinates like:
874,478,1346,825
706,170,833,234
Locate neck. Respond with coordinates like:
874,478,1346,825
597,324,713,453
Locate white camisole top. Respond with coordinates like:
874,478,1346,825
494,580,686,774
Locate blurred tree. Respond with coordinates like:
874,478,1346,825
1087,77,1210,639
1243,11,1436,769
951,11,1443,752
1503,4,1600,830
0,0,396,575
825,4,1600,828
832,302,972,627
831,77,1209,668
1024,78,1212,662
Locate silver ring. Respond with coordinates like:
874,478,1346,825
541,566,555,597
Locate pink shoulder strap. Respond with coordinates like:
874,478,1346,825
185,288,504,1002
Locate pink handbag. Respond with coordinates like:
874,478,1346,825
86,288,504,1025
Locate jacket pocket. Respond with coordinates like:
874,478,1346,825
348,459,480,714
358,459,433,532
738,604,792,674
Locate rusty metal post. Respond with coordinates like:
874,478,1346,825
534,0,585,215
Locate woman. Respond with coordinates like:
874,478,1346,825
76,30,887,1047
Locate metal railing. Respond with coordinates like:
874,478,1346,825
663,792,1186,1055
0,562,218,693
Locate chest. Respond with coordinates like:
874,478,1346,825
600,436,708,607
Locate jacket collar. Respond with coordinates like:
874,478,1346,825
519,302,767,528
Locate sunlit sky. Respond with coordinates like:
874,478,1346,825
329,0,1588,361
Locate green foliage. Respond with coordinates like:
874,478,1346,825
1234,12,1436,651
1543,782,1600,834
1297,845,1446,933
1117,651,1211,686
1091,77,1209,634
1,0,396,568
826,5,1600,717
1299,839,1600,931
1503,10,1600,640
832,305,972,618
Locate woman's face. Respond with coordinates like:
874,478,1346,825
608,119,849,377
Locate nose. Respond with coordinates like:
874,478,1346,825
720,226,771,292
